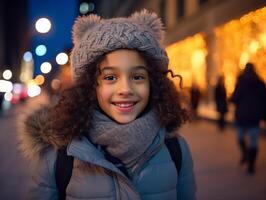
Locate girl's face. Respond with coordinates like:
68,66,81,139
96,49,150,124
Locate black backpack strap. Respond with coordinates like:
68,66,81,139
165,137,182,175
55,148,74,200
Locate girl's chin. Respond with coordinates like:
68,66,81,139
112,115,137,124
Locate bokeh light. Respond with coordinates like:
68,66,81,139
13,83,22,94
27,82,41,97
0,80,13,92
35,18,51,33
35,45,47,56
51,79,61,90
23,51,33,62
34,75,45,85
4,92,13,102
3,70,12,80
56,52,68,65
79,2,89,14
40,62,52,74
79,2,94,14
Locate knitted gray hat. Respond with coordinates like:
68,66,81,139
71,9,169,80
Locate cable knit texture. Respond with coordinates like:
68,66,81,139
89,110,161,166
71,9,169,80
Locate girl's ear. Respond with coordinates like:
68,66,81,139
131,9,165,42
72,14,101,44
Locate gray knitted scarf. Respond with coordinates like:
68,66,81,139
89,110,162,166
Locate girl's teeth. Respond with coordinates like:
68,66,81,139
115,103,133,108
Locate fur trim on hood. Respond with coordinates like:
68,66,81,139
17,105,69,160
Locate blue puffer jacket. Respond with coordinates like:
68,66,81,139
19,107,196,200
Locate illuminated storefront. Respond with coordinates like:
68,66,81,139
166,6,266,97
166,34,208,90
215,6,266,95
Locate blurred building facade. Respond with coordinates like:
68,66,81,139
0,0,29,82
162,0,266,99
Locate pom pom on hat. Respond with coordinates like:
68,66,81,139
131,9,165,42
72,14,101,44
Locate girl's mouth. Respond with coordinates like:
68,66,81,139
113,102,135,107
112,102,137,112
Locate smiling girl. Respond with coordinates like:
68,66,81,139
19,10,196,200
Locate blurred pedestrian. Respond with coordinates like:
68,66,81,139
231,62,266,174
190,82,201,118
214,75,228,131
18,10,196,199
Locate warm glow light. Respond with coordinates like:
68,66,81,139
34,75,45,85
166,34,207,89
259,33,266,47
56,52,68,65
249,40,259,54
3,70,12,80
51,79,61,90
40,62,52,74
239,52,250,67
35,18,51,33
215,6,266,95
191,50,205,66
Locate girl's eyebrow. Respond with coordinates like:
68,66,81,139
100,65,147,72
132,66,148,71
100,66,117,72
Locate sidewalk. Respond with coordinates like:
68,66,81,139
180,119,266,200
197,101,234,123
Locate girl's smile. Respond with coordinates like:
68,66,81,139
96,49,150,124
112,101,137,112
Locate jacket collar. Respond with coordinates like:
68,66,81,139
67,136,125,177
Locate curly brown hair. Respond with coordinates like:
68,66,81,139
50,51,189,145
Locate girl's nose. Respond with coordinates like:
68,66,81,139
117,78,133,96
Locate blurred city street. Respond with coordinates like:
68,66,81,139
0,96,266,200
1,0,266,199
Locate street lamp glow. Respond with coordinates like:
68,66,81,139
27,83,41,97
40,62,52,74
23,51,33,62
56,52,68,65
34,74,45,85
3,70,12,80
35,44,47,56
35,18,51,33
0,80,13,92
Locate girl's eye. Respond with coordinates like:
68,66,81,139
104,75,117,81
133,75,146,81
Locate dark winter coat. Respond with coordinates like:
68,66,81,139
18,106,196,200
231,72,266,126
214,84,228,114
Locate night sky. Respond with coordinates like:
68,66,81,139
28,0,78,76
